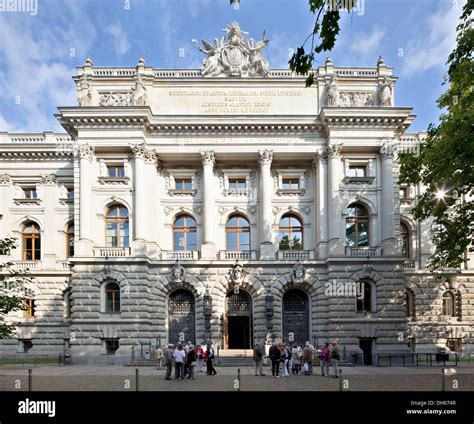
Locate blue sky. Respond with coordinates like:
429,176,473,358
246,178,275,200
0,0,465,133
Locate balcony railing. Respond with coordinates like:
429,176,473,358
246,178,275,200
404,260,416,270
163,251,199,260
12,261,39,270
219,251,257,260
346,247,381,257
94,247,131,257
277,250,315,260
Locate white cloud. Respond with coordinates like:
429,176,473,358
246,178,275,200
350,28,385,56
105,21,131,57
0,3,97,132
401,1,464,76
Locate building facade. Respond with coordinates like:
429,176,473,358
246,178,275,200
0,24,472,363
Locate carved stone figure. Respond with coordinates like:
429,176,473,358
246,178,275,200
77,75,92,107
229,260,244,284
171,260,185,283
379,77,392,107
326,76,339,107
0,174,11,185
132,75,147,106
193,21,270,78
291,260,305,283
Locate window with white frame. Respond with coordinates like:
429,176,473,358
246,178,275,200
221,170,252,196
344,159,375,183
167,170,197,195
276,170,307,195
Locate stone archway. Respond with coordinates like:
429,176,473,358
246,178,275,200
282,289,310,346
224,289,253,349
168,289,196,345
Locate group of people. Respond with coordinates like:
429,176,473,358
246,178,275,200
254,340,341,378
156,341,217,381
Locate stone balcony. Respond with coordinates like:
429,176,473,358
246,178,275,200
93,247,131,257
162,251,199,260
345,246,382,257
7,260,71,271
277,250,315,260
219,250,257,260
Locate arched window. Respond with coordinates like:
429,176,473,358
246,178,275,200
226,214,250,251
442,291,455,317
106,205,129,248
406,289,415,318
173,215,197,251
357,280,372,313
22,222,41,260
400,223,410,258
346,204,369,247
278,214,303,250
105,282,121,313
66,222,74,258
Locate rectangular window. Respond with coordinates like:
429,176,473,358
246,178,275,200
105,339,120,354
175,178,193,190
399,187,409,199
107,165,125,178
347,165,367,178
229,178,247,190
282,178,300,190
23,299,35,318
23,188,37,199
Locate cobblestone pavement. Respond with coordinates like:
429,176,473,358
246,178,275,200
1,364,473,391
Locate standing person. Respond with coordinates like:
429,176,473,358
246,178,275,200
291,343,299,374
303,342,312,375
286,343,293,375
186,344,196,380
320,343,331,377
206,343,217,375
155,345,163,370
164,344,174,380
269,342,281,378
280,344,289,378
195,344,204,373
330,341,340,378
253,343,265,376
173,343,186,381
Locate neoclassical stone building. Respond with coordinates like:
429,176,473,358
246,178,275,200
0,24,472,363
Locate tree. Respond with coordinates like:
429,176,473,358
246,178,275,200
398,2,474,270
0,237,34,338
231,0,352,86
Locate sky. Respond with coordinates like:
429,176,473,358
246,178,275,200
0,0,466,133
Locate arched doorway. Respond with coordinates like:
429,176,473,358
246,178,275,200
282,289,309,346
168,289,195,344
224,290,252,349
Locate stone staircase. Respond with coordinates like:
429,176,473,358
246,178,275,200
216,349,255,367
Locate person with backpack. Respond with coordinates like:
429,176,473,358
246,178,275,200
269,341,281,378
253,343,265,376
206,342,217,375
330,341,340,378
320,342,331,377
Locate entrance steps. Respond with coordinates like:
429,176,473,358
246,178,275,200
217,349,255,367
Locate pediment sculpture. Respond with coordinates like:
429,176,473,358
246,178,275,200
193,21,269,78
170,260,186,283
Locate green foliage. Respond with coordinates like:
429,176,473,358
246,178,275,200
0,237,33,338
399,2,474,270
289,1,355,86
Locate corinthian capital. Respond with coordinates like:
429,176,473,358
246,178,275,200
258,149,273,166
200,150,215,167
380,142,398,160
75,144,94,161
131,143,157,164
312,149,328,168
0,174,11,185
327,143,343,159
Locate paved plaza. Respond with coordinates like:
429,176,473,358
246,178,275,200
1,364,474,392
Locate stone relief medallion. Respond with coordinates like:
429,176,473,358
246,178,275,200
170,260,186,283
229,260,245,285
291,260,305,284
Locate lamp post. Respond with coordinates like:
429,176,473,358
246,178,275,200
265,289,274,343
203,289,212,344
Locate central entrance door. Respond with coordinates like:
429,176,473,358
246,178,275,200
168,289,195,345
283,289,309,346
224,290,252,349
